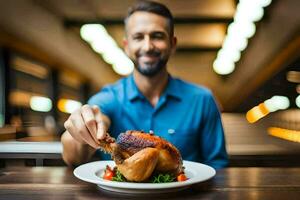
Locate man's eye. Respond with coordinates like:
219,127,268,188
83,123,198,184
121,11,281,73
152,34,165,40
133,35,143,40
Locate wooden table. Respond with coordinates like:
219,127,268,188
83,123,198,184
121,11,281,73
0,167,299,200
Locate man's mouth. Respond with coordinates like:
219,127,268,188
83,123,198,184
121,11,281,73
138,51,161,62
139,55,159,63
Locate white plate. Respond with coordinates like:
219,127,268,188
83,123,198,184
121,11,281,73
74,160,216,194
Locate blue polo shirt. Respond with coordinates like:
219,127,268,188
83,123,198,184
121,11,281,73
88,75,228,169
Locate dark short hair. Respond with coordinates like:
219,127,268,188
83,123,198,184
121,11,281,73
124,0,174,37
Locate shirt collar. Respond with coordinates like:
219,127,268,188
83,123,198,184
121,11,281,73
126,74,182,102
164,75,182,101
127,75,143,101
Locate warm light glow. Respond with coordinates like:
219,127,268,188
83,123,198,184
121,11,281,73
223,34,248,52
296,84,300,94
213,0,272,75
246,103,269,123
296,95,300,108
91,41,112,54
217,48,241,63
57,99,82,114
80,24,134,76
9,90,31,107
268,127,300,143
264,95,290,112
246,95,289,123
264,99,277,112
241,0,272,8
112,58,135,76
235,3,264,23
286,71,300,83
228,21,256,39
258,0,273,7
30,96,52,112
271,96,290,110
13,57,48,79
80,24,108,43
213,59,235,75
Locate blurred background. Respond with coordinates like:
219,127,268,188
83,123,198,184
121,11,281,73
0,0,299,167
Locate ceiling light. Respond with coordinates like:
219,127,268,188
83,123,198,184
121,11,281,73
223,34,248,52
257,0,273,7
213,0,272,76
102,48,126,65
13,57,48,79
246,103,269,123
80,24,134,76
80,24,106,43
271,96,290,110
264,95,290,112
236,2,265,22
286,71,300,83
296,84,300,94
57,99,82,114
228,21,256,39
80,24,116,46
296,95,300,108
268,127,300,143
91,40,114,54
213,59,235,75
30,96,52,112
112,58,135,76
217,48,241,63
246,95,289,123
264,99,277,112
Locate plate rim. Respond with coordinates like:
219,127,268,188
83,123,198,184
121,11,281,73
73,160,216,190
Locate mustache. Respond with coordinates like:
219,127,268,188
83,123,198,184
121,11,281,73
137,50,161,57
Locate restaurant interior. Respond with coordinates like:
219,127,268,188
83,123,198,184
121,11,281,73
0,0,299,169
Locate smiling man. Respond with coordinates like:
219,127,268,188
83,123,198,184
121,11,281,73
62,0,228,169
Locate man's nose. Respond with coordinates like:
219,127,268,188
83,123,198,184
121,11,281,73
142,36,154,52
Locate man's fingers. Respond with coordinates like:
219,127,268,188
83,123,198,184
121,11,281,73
81,105,99,144
64,119,85,144
69,111,99,148
97,121,107,140
92,106,107,140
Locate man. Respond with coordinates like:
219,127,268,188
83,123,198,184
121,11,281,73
62,0,228,169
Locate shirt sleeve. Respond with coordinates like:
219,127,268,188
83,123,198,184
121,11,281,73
199,93,228,169
87,86,117,120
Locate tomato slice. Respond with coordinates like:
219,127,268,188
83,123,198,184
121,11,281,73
103,170,114,180
103,165,115,181
177,174,188,182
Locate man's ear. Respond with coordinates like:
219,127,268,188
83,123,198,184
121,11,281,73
171,36,177,54
123,38,129,55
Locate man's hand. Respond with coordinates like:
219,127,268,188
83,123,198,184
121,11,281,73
64,104,110,149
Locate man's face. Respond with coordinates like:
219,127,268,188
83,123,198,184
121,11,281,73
124,11,176,77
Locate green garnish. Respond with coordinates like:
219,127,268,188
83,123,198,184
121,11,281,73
109,168,176,183
150,173,176,183
112,170,127,182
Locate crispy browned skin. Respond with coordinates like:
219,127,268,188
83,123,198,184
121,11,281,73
98,130,183,182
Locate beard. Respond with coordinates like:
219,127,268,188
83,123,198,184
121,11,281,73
134,50,169,77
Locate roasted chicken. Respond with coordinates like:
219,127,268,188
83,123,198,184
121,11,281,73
98,130,183,182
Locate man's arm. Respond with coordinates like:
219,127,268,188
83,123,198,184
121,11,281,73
61,105,111,166
61,131,96,166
